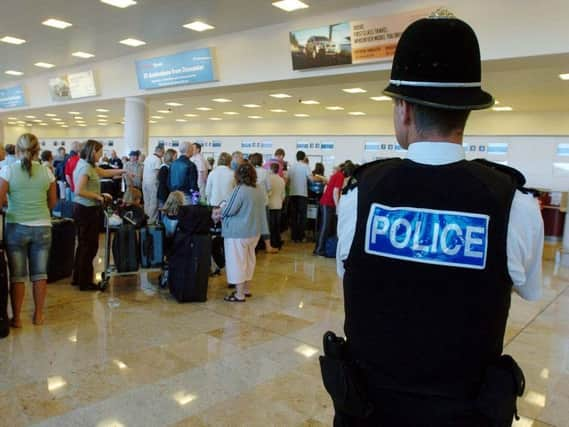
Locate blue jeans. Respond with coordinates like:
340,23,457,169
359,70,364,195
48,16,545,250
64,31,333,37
5,223,52,283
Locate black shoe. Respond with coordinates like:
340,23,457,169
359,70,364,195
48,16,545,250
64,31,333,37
227,283,236,289
80,283,101,291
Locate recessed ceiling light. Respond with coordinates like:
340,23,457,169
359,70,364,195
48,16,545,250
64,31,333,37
151,115,164,119
326,106,344,111
120,38,146,47
68,111,81,115
156,110,171,114
183,21,215,32
209,117,223,121
5,70,23,76
248,116,262,119
7,122,17,125
72,51,95,59
558,73,569,80
223,112,239,115
348,111,366,116
51,118,62,121
148,120,157,124
212,98,232,103
492,106,513,112
7,117,17,120
97,123,108,126
45,113,57,117
25,115,36,119
165,102,183,107
301,100,319,105
100,0,137,8
370,96,391,102
39,123,49,126
42,19,73,29
343,88,367,94
32,119,43,123
78,124,87,127
243,104,261,108
96,108,110,112
26,124,33,127
0,36,26,45
97,114,108,118
56,121,65,125
184,113,199,117
34,62,55,68
272,0,310,12
270,109,287,113
175,119,187,122
196,107,212,111
270,93,292,98
294,113,310,117
97,118,108,122
61,125,69,128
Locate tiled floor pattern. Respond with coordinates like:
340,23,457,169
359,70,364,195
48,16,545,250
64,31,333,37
0,241,567,426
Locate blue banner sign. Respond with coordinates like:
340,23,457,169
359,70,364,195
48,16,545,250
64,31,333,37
0,85,26,109
365,203,489,270
136,48,216,90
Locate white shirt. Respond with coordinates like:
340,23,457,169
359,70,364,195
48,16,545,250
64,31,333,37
255,166,271,205
191,153,209,188
288,162,311,197
142,154,162,185
268,173,286,210
337,142,544,301
205,165,235,207
0,155,17,169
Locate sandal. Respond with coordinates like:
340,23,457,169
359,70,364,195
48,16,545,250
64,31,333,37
224,291,245,302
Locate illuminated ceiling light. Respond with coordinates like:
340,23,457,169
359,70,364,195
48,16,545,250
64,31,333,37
209,117,222,121
35,61,56,69
148,120,157,124
300,100,319,105
42,19,73,29
45,113,57,117
32,119,43,122
7,122,17,125
294,113,310,117
272,0,310,12
183,21,215,32
212,98,232,103
196,107,212,111
5,70,24,76
119,38,146,47
150,115,163,119
184,113,198,117
97,114,108,118
165,102,183,107
56,121,65,125
326,106,344,111
96,108,110,112
348,111,366,116
223,111,239,115
72,51,95,59
68,111,81,115
156,110,171,114
61,125,69,128
39,123,48,126
248,115,262,119
243,104,261,108
342,87,367,94
175,119,187,122
270,93,292,98
26,115,37,119
78,124,87,127
370,96,391,101
294,344,318,358
101,0,137,8
1,36,26,45
26,124,33,127
7,117,17,120
51,118,62,121
270,109,287,113
559,73,569,80
98,123,108,126
492,106,513,112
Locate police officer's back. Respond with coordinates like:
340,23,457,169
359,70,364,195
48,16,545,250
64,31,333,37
327,10,544,427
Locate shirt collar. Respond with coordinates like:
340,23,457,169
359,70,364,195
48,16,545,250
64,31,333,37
406,141,465,165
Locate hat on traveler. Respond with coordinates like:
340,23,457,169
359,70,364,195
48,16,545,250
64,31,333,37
129,150,140,157
383,9,494,110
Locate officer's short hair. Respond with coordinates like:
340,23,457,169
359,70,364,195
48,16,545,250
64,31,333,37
411,102,471,136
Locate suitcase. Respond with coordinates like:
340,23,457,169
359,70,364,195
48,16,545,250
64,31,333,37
47,218,76,283
53,199,74,219
140,225,164,268
325,236,338,258
112,224,139,272
0,249,9,339
169,232,211,302
211,234,225,269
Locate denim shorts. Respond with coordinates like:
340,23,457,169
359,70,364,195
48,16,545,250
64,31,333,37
5,223,52,283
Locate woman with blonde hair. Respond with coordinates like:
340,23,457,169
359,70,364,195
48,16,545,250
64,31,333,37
0,133,57,327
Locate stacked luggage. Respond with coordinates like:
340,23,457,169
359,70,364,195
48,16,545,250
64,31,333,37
47,218,76,283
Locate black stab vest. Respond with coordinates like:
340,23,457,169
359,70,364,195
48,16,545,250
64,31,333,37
344,158,518,399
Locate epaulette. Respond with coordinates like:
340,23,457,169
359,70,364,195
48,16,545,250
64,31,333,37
471,158,527,191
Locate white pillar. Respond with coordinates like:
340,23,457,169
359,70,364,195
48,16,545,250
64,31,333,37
0,120,4,146
123,97,148,155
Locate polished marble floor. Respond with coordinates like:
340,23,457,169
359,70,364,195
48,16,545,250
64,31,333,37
0,240,568,427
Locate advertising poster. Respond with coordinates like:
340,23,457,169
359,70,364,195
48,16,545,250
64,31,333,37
136,47,216,90
290,8,432,70
0,84,26,109
48,70,97,101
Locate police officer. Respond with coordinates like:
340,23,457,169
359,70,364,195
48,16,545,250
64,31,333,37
334,10,543,426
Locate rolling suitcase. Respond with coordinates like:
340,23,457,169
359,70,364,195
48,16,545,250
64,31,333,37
140,225,164,268
47,218,76,283
0,248,9,339
169,232,211,303
112,224,139,272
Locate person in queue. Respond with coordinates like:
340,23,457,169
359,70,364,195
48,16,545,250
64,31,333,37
157,148,178,216
73,140,125,291
313,162,344,256
205,152,235,207
142,144,164,224
168,141,198,204
190,142,209,198
330,11,544,426
263,148,286,178
0,134,57,327
230,151,244,171
124,150,143,190
64,141,81,200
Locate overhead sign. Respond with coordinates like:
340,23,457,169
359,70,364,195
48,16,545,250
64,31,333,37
48,70,97,101
290,8,432,70
136,47,216,90
0,85,26,109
